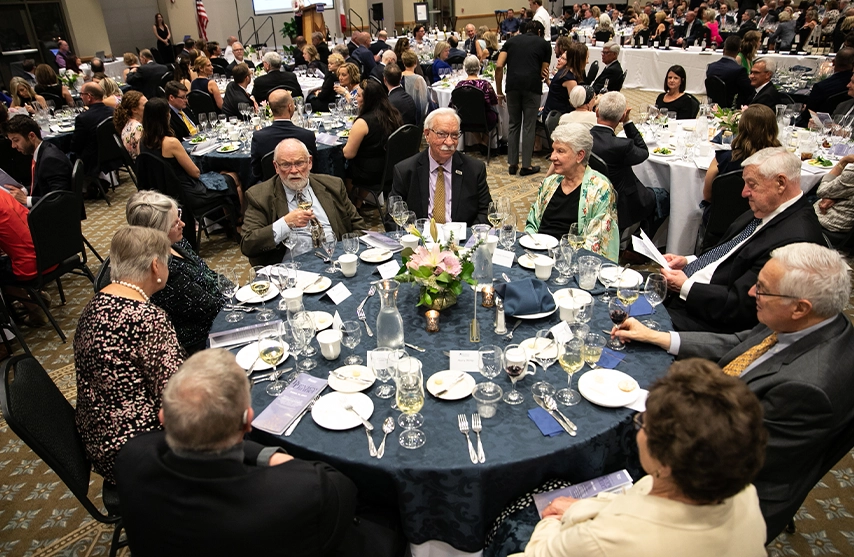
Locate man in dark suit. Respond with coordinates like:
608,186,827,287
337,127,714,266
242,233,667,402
749,58,782,109
225,42,255,77
71,82,115,180
249,89,318,184
165,81,198,140
115,349,404,557
675,10,705,45
614,242,854,544
126,49,169,100
390,108,492,226
252,51,303,104
446,36,468,64
369,30,391,55
706,36,754,107
716,3,737,26
311,32,330,64
463,24,479,56
590,92,658,233
737,9,759,36
756,5,778,29
831,73,854,119
242,139,366,266
591,42,624,93
796,47,854,127
369,50,395,84
351,32,377,74
384,64,417,126
659,147,825,333
3,115,72,208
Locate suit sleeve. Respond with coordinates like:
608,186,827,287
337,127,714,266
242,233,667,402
311,460,358,554
622,123,650,165
70,116,85,157
678,329,755,361
240,187,280,258
473,160,492,225
737,70,755,106
250,135,263,182
683,261,760,326
126,70,143,89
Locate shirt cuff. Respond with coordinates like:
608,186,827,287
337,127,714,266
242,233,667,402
667,332,680,355
272,217,291,244
257,446,287,466
26,196,32,208
685,255,697,263
679,278,693,300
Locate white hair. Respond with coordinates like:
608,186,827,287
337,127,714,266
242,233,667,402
603,41,621,54
275,137,310,160
597,91,627,123
771,243,851,317
754,57,777,74
463,54,481,75
263,51,282,69
742,147,801,183
381,50,397,64
424,107,461,129
599,14,613,26
569,85,591,108
550,123,594,166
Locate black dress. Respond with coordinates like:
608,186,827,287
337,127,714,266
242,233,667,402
346,111,388,189
543,69,575,116
310,69,337,111
655,93,697,119
156,25,172,63
35,83,66,106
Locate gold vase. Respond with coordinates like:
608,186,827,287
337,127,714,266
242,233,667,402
423,289,457,310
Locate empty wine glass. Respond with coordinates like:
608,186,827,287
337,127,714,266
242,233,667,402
341,320,362,364
551,246,572,285
197,112,208,134
321,231,337,273
499,222,516,251
643,273,667,330
530,330,558,397
218,270,241,323
289,310,317,370
598,263,621,302
259,329,287,396
478,345,503,393
249,265,275,322
342,232,361,254
556,338,584,406
372,347,395,398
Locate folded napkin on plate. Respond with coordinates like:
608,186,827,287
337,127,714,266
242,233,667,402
495,278,556,316
628,296,654,317
193,140,219,155
528,407,564,437
597,348,626,369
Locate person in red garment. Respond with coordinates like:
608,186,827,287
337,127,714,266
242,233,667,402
0,188,48,326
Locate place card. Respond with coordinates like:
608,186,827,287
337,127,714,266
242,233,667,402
376,260,401,279
549,321,573,344
324,282,351,305
252,373,328,435
316,133,340,146
449,350,479,372
492,248,515,268
332,311,343,330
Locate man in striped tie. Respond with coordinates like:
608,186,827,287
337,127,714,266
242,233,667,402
612,242,854,545
660,147,825,333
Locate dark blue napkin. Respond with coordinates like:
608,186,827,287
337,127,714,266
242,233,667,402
629,296,654,317
495,278,556,317
528,407,564,436
597,348,626,369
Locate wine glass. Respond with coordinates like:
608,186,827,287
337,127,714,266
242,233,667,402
391,201,409,239
503,344,529,405
607,298,630,350
530,330,558,397
341,320,362,364
566,224,584,273
583,333,606,369
218,270,242,323
499,222,516,251
249,265,275,322
259,329,287,396
598,263,621,302
342,232,361,255
478,345,503,393
487,201,503,229
556,338,585,406
280,321,305,381
372,347,395,398
387,348,409,409
396,357,426,449
208,111,218,132
321,231,338,273
273,263,297,310
551,246,572,285
642,273,667,330
197,112,208,135
289,310,317,371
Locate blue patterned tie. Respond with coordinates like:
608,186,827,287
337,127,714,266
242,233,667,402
684,218,761,277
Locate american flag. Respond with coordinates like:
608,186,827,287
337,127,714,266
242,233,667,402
196,0,209,41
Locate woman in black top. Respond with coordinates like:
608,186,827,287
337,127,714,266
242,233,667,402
34,64,74,107
542,52,575,119
308,53,344,111
655,65,697,119
153,13,172,63
651,11,671,43
302,44,328,76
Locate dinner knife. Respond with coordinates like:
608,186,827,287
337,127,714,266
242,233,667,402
533,395,576,436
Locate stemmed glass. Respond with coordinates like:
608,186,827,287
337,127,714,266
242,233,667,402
583,333,606,369
499,221,516,251
218,270,242,323
321,231,338,273
342,232,361,255
249,265,275,322
643,273,667,330
388,348,409,409
341,320,362,364
530,330,558,397
391,201,409,239
556,338,585,406
503,344,528,405
396,357,426,449
566,223,584,273
274,263,297,310
478,345,503,393
607,298,630,351
372,347,395,398
259,329,287,396
197,112,208,135
208,112,218,134
598,263,620,302
281,229,301,268
487,200,503,229
551,246,572,285
289,310,317,370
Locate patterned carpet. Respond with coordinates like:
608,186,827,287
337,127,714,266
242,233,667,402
1,89,853,556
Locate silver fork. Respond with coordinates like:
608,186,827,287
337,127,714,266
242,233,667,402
457,414,479,464
471,413,486,463
504,319,523,340
345,403,376,456
356,284,376,337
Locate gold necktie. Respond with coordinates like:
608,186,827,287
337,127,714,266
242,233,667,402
721,333,778,377
181,111,198,136
434,167,446,224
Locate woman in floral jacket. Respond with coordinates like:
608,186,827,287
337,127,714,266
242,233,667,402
525,123,619,262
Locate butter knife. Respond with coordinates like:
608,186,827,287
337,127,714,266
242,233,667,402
533,395,576,436
283,394,320,436
405,342,426,352
435,373,468,396
329,370,373,384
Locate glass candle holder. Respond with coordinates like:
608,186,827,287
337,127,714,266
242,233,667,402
425,310,440,333
481,286,495,308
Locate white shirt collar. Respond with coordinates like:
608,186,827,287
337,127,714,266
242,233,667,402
760,192,803,225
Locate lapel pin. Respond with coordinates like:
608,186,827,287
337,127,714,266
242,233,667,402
455,169,463,175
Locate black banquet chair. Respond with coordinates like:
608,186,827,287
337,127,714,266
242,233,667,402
0,355,127,557
451,87,499,162
96,118,136,194
704,76,729,108
261,151,276,182
698,169,748,254
71,160,104,263
188,90,219,116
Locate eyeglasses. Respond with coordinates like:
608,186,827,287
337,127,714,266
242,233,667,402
429,129,462,141
172,208,183,229
632,412,645,431
275,160,309,170
175,95,187,100
753,282,799,299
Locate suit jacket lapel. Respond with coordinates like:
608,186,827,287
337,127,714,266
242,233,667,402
310,176,342,234
418,151,430,218
450,152,463,221
272,177,291,221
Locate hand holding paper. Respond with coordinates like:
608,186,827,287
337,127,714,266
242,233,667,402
630,230,671,270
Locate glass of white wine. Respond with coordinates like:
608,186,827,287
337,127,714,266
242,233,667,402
395,357,426,449
249,265,275,322
259,329,287,396
556,338,584,406
487,201,503,229
391,201,409,240
583,333,606,369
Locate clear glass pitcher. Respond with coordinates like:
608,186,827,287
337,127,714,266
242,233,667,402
376,279,404,349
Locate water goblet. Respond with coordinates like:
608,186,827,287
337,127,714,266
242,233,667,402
642,273,667,330
372,347,395,398
341,320,363,364
556,338,585,406
530,330,558,397
342,232,361,255
218,271,242,323
395,358,425,449
289,310,317,370
321,231,338,273
478,345,503,393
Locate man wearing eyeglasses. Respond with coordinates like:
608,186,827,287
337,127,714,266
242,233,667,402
389,108,492,226
241,138,365,266
165,81,197,140
612,242,854,545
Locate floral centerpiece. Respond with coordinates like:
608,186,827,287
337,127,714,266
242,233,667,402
713,106,741,135
58,70,78,89
482,61,496,80
394,220,477,310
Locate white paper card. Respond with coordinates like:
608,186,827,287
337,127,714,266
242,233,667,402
376,260,400,279
324,283,351,305
631,229,671,270
332,311,343,330
492,249,515,268
549,321,573,344
625,389,649,412
449,350,480,372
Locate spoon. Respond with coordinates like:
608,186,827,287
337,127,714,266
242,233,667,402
376,417,395,458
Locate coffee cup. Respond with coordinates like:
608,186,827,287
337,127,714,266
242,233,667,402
338,253,359,277
559,298,581,322
534,256,555,281
400,234,420,250
281,287,303,310
317,329,342,360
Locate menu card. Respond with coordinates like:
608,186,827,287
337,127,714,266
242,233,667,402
252,373,328,435
316,133,340,146
532,469,634,517
208,320,283,349
361,231,403,252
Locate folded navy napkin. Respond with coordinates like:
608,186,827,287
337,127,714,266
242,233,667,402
628,296,654,317
495,278,556,316
528,407,564,437
597,348,626,369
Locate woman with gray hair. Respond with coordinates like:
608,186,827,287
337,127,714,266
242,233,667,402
449,55,498,152
558,85,598,129
524,123,619,261
126,190,228,354
74,225,184,485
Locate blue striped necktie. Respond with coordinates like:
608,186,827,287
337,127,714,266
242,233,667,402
684,217,761,277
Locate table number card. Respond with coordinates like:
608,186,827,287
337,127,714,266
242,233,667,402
324,283,352,305
376,260,401,279
449,350,480,372
492,249,515,268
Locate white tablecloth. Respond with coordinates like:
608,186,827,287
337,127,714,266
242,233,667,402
104,60,125,80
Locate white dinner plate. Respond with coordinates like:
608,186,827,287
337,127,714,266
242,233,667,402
328,365,376,393
520,337,560,360
311,311,334,330
578,369,641,408
216,141,242,153
514,292,560,320
426,370,476,400
235,283,280,303
359,248,393,263
235,341,290,371
553,288,593,305
519,233,559,250
598,267,644,288
311,392,375,430
651,149,677,158
303,276,332,294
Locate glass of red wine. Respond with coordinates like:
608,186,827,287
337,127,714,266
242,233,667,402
608,298,629,351
502,344,531,405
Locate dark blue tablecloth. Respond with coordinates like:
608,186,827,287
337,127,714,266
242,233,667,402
211,243,674,552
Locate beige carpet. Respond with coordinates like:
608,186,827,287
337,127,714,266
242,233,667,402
2,89,853,557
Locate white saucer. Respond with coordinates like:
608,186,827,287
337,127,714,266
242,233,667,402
311,392,374,430
359,248,394,263
519,233,559,250
520,337,560,360
553,288,593,305
598,267,644,288
328,365,376,393
235,283,280,303
426,370,476,400
578,369,641,407
311,311,334,330
235,341,290,371
518,253,537,269
303,276,332,294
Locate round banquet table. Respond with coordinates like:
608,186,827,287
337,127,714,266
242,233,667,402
209,239,675,554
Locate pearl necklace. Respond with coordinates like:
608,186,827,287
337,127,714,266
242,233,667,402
111,281,150,302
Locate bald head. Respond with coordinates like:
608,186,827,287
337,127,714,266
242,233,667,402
268,89,294,118
381,50,397,64
81,82,104,104
378,30,388,40
227,36,238,46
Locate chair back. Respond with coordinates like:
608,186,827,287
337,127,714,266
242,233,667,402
421,63,433,85
113,135,139,188
588,153,609,176
135,153,199,250
95,256,112,292
704,76,729,108
96,118,126,170
586,60,599,85
379,124,423,193
702,169,748,251
71,159,87,220
451,86,490,133
685,94,701,119
261,151,276,182
545,110,562,137
188,90,218,116
159,71,173,89
819,90,849,115
28,190,87,275
40,90,64,107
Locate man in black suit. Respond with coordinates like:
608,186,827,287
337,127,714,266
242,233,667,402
716,3,737,26
590,92,658,233
126,49,169,100
226,42,255,77
369,50,395,84
737,9,759,36
165,81,198,140
591,42,624,93
675,10,705,45
351,32,377,73
447,35,468,63
756,5,778,29
390,108,492,226
249,89,318,184
115,349,404,557
463,24,479,56
384,64,417,126
614,242,854,544
832,73,854,119
3,115,72,208
659,147,825,333
706,35,754,107
311,32,330,64
369,30,391,55
749,58,782,109
71,82,115,180
796,47,854,127
252,51,303,104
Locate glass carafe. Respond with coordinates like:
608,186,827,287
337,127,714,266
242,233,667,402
376,279,405,349
471,224,493,289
